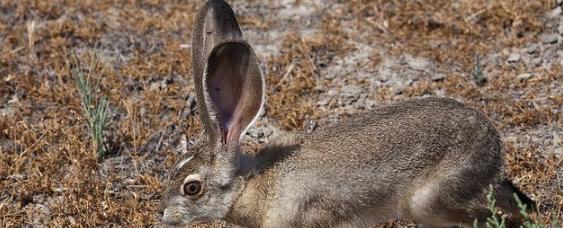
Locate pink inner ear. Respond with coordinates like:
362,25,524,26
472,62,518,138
207,54,245,144
205,42,262,147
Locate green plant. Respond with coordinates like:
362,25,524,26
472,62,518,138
68,50,111,161
475,187,562,228
473,186,508,228
514,193,537,228
485,185,507,228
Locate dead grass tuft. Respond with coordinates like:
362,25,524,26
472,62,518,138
505,143,563,223
265,33,320,129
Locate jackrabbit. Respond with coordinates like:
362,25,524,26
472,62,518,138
160,0,535,227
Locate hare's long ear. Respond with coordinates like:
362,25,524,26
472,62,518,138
203,41,264,148
192,0,243,142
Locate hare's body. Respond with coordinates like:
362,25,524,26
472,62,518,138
161,1,534,227
229,98,502,227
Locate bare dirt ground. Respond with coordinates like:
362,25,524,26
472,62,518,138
0,0,561,227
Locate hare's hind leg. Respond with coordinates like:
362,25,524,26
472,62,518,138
409,173,492,228
415,180,530,228
492,178,536,227
454,178,536,228
411,190,489,228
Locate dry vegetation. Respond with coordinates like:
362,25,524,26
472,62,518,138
0,0,561,227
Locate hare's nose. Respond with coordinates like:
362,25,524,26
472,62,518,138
162,208,187,227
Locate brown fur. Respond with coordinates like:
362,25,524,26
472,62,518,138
160,1,534,227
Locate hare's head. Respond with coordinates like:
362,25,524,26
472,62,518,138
161,39,264,225
161,1,263,225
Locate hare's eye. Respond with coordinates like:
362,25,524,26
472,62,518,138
183,181,203,196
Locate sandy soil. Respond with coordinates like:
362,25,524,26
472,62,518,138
0,0,561,226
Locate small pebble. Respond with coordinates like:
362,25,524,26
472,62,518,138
507,53,521,62
548,6,562,18
517,73,533,81
526,44,539,54
341,85,363,98
541,34,559,44
531,58,543,67
401,54,431,71
431,73,446,81
327,89,338,96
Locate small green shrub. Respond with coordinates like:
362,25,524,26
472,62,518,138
68,50,111,161
475,186,561,228
483,185,507,228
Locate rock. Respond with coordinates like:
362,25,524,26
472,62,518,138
431,73,446,81
339,85,364,105
327,88,338,96
324,73,336,80
543,49,558,61
435,89,446,97
517,73,533,81
541,33,559,44
364,99,378,109
0,107,13,117
526,44,539,54
531,58,543,67
558,22,563,35
8,174,24,180
316,97,330,106
547,6,562,18
304,119,317,133
340,85,363,98
400,54,431,71
149,80,165,91
68,216,77,226
176,134,187,155
393,79,413,95
507,53,521,63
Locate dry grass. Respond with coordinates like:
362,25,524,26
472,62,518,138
0,0,561,226
346,0,550,68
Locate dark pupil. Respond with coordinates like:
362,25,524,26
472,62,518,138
185,181,201,195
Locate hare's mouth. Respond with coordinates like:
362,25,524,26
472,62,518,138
162,207,190,227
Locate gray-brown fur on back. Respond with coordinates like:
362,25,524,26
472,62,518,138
161,1,534,227
227,97,505,227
